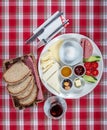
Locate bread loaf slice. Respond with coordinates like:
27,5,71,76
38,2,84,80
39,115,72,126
7,75,32,95
19,84,37,106
3,61,31,84
8,71,31,86
3,54,42,109
15,76,34,99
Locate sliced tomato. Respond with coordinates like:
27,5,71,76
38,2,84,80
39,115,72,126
91,62,98,69
85,70,91,76
84,62,91,69
92,69,99,76
84,61,99,77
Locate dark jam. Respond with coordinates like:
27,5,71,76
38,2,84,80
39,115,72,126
74,65,85,76
50,102,63,117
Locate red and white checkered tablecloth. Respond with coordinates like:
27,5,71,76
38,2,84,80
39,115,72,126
0,0,107,130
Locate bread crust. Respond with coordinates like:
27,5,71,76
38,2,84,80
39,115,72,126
3,61,31,84
19,84,37,107
3,54,43,109
7,71,32,86
7,75,32,95
15,76,35,99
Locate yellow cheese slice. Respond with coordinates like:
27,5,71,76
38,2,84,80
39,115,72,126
48,39,63,62
40,50,52,62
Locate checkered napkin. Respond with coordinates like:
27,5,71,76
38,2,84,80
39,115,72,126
0,0,107,130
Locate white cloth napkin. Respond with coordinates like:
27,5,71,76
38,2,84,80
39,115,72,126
33,11,68,43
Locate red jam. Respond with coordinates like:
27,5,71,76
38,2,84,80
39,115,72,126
74,65,85,76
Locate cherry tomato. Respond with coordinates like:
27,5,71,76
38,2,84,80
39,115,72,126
92,69,99,76
85,70,91,76
84,61,99,77
91,62,98,69
84,62,91,69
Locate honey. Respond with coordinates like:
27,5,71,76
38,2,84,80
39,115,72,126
61,66,72,77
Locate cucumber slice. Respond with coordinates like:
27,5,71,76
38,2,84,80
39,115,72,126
83,75,97,83
84,56,101,62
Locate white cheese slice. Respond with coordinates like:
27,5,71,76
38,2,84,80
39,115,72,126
47,71,60,93
42,62,60,81
41,59,54,69
42,64,53,73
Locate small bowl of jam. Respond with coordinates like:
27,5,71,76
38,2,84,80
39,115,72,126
60,66,72,78
73,64,86,77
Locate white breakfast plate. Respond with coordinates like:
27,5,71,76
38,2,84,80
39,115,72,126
38,33,103,99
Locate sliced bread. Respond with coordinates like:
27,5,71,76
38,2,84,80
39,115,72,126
3,61,31,84
19,84,37,106
15,76,34,99
7,75,32,95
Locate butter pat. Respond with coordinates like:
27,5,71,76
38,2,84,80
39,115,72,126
74,78,81,88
